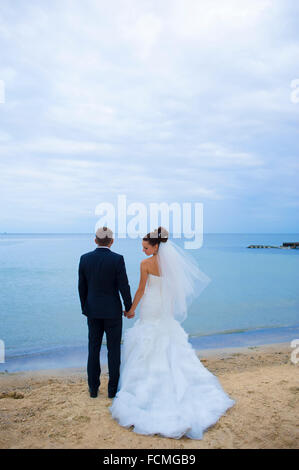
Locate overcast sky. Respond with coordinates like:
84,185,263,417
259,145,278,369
0,0,298,233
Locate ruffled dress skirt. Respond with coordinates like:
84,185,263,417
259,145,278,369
110,275,235,439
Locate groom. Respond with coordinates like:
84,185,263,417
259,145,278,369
78,227,133,398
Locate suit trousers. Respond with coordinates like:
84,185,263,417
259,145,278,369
87,316,122,396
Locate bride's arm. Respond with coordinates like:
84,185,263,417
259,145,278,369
126,261,148,318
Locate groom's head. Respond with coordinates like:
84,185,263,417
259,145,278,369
95,226,114,247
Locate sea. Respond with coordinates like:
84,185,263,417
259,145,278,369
0,233,298,372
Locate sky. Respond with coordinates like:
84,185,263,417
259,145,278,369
0,0,299,233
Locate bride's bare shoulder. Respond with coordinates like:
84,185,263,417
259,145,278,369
143,255,160,276
140,257,156,273
140,258,150,269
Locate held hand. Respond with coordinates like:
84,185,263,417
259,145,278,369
126,309,135,319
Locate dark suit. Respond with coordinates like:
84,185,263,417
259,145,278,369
78,247,132,395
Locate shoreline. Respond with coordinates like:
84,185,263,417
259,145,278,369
0,341,298,449
1,340,294,377
2,323,298,374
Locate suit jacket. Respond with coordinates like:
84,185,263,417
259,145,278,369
78,247,132,319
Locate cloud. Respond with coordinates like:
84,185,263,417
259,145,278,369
0,138,115,155
0,0,298,232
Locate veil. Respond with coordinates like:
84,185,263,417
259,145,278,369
157,240,211,323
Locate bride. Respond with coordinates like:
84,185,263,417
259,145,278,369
109,227,235,440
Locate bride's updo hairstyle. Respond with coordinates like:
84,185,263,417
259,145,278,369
143,226,169,247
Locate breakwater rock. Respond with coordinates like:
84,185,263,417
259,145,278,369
248,242,299,249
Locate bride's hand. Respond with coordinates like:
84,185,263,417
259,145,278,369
126,309,135,319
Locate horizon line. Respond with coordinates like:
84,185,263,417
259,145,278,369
1,232,299,235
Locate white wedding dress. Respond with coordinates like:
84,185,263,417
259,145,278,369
110,254,235,439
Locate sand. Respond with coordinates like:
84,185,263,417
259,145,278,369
0,342,298,449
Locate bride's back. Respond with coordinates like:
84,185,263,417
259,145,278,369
145,255,160,277
139,273,163,322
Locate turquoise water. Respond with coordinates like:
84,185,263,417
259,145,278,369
0,233,298,371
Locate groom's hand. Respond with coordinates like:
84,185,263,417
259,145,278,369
126,310,135,319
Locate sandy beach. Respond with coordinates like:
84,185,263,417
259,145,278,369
0,342,298,449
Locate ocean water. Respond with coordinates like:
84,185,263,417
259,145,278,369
0,233,298,372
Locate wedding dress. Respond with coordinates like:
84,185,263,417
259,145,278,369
109,241,235,439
